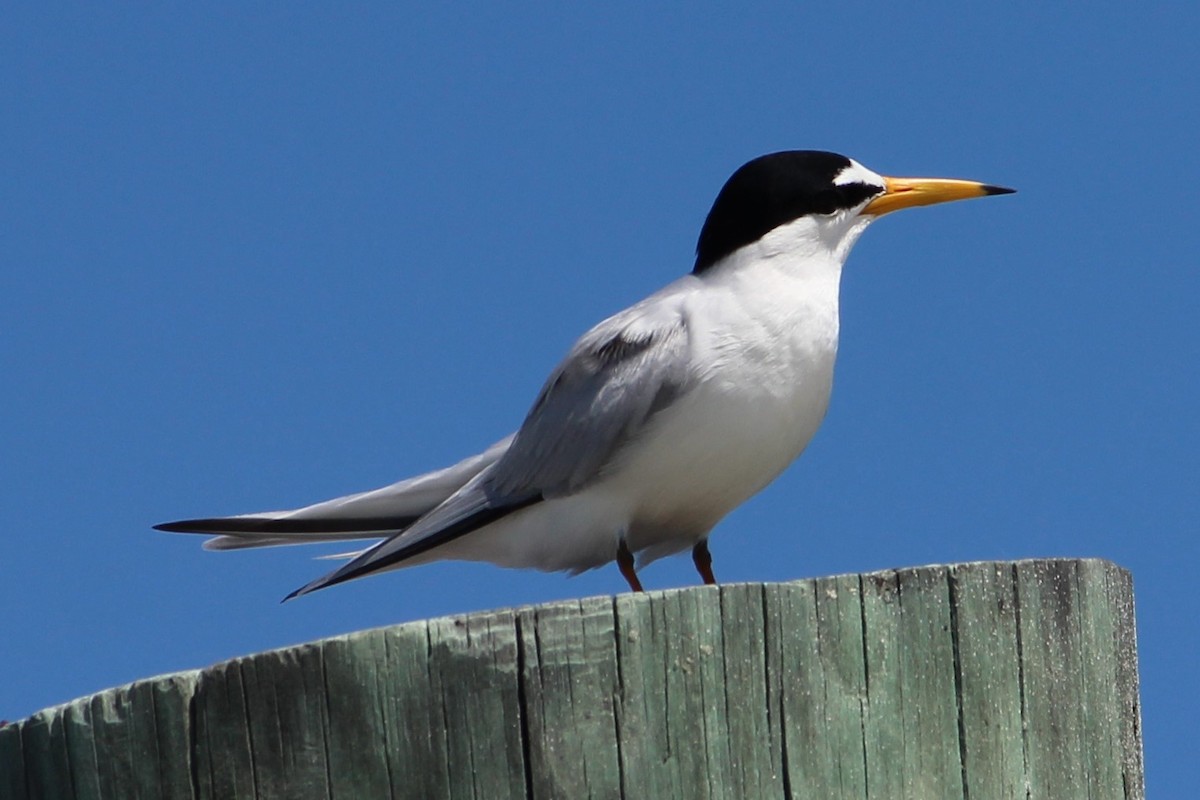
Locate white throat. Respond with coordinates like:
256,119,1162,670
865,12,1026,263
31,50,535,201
702,210,875,290
685,209,878,401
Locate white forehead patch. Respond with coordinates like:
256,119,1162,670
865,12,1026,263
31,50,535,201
833,160,885,189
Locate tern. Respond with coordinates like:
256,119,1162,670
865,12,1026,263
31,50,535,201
156,150,1012,599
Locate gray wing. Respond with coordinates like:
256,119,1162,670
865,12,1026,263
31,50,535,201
155,435,514,549
286,299,694,598
486,302,693,497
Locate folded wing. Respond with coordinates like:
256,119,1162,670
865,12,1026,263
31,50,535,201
285,298,695,598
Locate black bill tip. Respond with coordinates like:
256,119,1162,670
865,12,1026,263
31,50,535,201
982,184,1017,196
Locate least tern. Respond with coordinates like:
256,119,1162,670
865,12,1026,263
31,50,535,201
156,151,1013,598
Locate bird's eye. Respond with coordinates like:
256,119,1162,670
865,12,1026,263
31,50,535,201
813,189,840,215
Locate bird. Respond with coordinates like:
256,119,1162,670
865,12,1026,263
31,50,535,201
156,150,1013,599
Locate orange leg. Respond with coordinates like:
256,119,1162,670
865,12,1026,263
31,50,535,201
616,539,644,592
692,540,717,585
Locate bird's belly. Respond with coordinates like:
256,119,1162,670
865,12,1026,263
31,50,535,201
427,367,834,575
423,319,838,574
614,358,834,555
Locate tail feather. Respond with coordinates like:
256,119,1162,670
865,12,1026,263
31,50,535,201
154,515,419,535
155,435,515,551
201,533,389,552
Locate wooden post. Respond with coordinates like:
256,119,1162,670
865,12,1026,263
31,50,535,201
0,559,1144,799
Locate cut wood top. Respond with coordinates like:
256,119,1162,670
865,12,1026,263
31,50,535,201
0,559,1144,800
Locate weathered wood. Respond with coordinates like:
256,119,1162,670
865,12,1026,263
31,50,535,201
950,562,1025,798
517,596,623,799
0,559,1144,799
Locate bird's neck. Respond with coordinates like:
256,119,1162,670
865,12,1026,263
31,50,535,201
701,214,873,302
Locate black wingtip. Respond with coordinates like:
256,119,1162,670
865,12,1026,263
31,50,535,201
282,578,323,603
154,518,235,533
283,494,545,602
982,184,1016,196
279,573,338,604
281,586,305,603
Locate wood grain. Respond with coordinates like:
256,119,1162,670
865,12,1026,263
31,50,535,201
0,559,1145,799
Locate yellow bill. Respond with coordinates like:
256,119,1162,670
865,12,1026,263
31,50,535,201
863,176,1015,216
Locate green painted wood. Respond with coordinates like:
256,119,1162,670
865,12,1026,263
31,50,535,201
61,699,99,800
950,562,1026,799
239,644,333,800
19,707,74,800
858,567,965,798
1015,560,1145,800
151,673,200,800
766,573,869,796
321,630,393,799
193,659,256,799
517,596,623,799
378,623,451,799
429,611,528,800
0,559,1144,800
1108,565,1144,800
712,583,779,798
0,721,28,799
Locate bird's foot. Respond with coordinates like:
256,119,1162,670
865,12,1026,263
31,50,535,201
616,539,644,592
692,539,717,585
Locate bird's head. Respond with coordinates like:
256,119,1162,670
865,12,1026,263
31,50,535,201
693,150,1013,274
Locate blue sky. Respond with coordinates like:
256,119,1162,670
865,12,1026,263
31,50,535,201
3,4,1196,794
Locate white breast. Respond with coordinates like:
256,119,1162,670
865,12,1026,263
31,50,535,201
613,233,847,560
